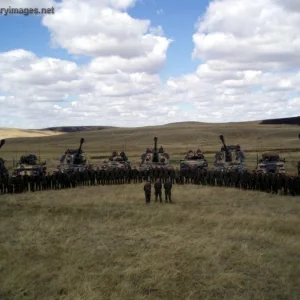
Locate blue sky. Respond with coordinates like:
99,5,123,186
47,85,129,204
129,0,210,79
0,0,299,129
0,0,209,78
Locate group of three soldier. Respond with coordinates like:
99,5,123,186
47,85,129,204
143,179,173,204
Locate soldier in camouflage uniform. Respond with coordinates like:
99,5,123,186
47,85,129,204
144,181,151,204
164,179,173,203
0,175,3,194
154,179,163,203
89,168,96,186
294,175,300,195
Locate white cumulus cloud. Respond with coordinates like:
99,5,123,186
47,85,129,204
0,0,300,128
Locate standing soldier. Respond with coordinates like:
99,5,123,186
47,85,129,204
132,167,138,184
154,179,162,203
175,167,180,184
29,174,35,192
96,167,101,185
164,179,173,203
143,181,152,204
149,167,154,183
46,172,52,190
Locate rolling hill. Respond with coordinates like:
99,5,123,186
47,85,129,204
39,126,115,133
0,128,63,139
260,116,300,125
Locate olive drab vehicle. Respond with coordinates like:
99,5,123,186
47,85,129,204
139,137,173,171
297,134,300,176
214,135,247,172
59,138,88,172
14,153,47,176
101,150,131,170
256,152,285,174
0,139,9,177
180,149,208,170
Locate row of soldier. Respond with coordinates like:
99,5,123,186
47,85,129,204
0,166,299,196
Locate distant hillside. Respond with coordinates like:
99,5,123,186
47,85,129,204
40,126,115,133
0,128,63,139
260,116,300,125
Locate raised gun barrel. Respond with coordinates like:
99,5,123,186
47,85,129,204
73,138,85,165
152,137,159,163
0,139,5,149
219,135,232,162
77,138,84,155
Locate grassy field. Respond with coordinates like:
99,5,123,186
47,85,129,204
1,184,300,300
0,128,62,139
1,122,300,173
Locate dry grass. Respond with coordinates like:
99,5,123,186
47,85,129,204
1,122,300,173
0,128,63,139
1,185,300,300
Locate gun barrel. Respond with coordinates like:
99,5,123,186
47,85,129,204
219,135,232,162
154,137,158,152
0,139,5,149
77,138,84,155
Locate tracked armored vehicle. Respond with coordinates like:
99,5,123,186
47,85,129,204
256,152,285,174
297,134,300,176
59,138,88,172
180,149,208,171
214,135,247,172
101,150,131,170
14,153,47,176
139,137,173,171
0,139,9,176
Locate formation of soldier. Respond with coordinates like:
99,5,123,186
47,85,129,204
0,165,299,196
143,179,173,204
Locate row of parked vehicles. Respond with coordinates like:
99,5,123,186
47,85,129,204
1,134,298,176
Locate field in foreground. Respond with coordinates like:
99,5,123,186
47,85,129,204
1,185,300,300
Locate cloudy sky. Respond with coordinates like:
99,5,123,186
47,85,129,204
0,0,299,129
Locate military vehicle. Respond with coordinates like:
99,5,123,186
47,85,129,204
256,152,285,174
139,137,173,170
14,153,47,176
180,149,208,170
59,138,88,172
297,134,300,176
101,150,131,170
214,135,247,172
0,139,9,176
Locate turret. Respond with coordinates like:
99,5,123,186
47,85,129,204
152,137,159,163
0,139,5,149
219,135,232,162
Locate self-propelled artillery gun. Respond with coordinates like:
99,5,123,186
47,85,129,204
139,137,173,171
0,139,8,176
214,135,247,172
180,149,208,171
297,134,300,176
101,150,131,170
14,153,47,176
59,138,88,172
256,152,285,174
